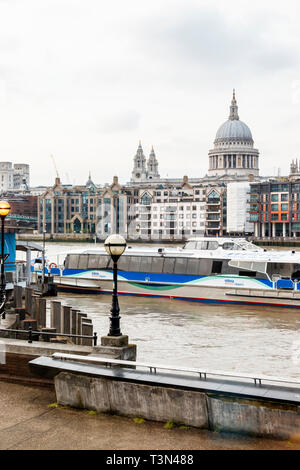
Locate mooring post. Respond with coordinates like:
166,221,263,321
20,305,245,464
81,322,93,346
50,301,62,333
38,298,47,328
62,306,72,335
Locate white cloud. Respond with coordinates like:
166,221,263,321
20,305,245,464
0,0,299,184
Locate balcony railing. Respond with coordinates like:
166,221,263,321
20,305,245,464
206,208,221,213
206,199,220,205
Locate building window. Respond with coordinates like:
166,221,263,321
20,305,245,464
271,194,279,202
141,193,152,205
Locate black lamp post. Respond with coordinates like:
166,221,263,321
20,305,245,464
0,201,11,320
104,233,127,336
42,230,46,293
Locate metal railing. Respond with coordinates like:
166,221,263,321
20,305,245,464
51,353,300,388
0,327,97,346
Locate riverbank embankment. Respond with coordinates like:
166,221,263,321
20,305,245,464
0,380,298,450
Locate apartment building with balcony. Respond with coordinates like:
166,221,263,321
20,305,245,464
248,179,300,238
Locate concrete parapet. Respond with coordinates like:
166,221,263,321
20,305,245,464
93,335,136,361
0,338,93,386
54,372,300,440
101,335,129,347
92,335,136,361
207,395,300,439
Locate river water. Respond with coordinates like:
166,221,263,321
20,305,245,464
37,242,300,379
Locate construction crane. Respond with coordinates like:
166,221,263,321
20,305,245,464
50,155,60,179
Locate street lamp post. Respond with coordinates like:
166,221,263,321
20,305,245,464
0,201,11,320
42,230,46,293
104,233,127,336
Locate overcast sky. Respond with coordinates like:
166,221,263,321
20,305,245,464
0,0,300,186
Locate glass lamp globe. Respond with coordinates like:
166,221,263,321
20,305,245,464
0,201,11,218
104,234,127,260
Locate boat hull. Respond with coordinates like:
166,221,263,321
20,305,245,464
53,276,300,308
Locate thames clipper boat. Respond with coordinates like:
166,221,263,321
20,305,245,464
50,237,300,308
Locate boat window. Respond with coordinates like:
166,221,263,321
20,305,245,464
163,257,176,274
222,242,235,250
88,255,101,269
229,260,267,275
196,241,208,250
212,260,222,274
292,265,300,281
99,255,111,269
239,270,256,278
221,260,236,275
130,256,141,272
267,263,293,278
199,259,212,275
174,258,188,274
207,241,219,250
67,255,79,269
118,256,129,271
184,241,197,250
186,258,200,275
140,257,150,273
150,257,164,273
78,255,89,270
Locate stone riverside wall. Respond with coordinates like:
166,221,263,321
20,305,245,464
0,339,93,387
54,372,300,440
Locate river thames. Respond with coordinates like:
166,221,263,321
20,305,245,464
36,242,300,380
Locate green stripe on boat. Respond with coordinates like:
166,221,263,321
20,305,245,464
129,282,179,291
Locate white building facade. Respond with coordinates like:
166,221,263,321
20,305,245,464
0,162,30,192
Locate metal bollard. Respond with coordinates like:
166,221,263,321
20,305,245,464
93,332,98,346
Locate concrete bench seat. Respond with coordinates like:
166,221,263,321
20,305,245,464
51,352,300,387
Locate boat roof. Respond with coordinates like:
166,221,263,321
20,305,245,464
64,245,300,264
186,237,250,244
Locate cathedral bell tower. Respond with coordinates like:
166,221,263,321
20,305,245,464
131,141,147,182
147,146,160,180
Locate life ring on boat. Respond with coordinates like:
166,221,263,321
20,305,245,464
49,262,57,269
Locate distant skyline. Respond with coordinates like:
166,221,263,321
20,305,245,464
1,0,300,186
